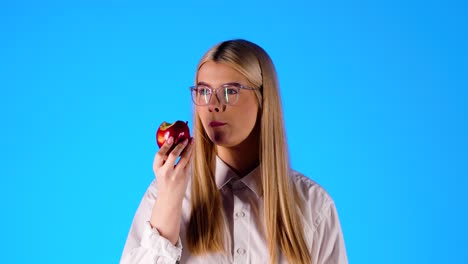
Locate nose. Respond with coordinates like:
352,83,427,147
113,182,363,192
208,92,224,113
208,106,220,112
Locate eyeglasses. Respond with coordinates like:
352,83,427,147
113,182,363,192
190,83,258,106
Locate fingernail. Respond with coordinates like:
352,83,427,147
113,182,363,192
167,137,174,144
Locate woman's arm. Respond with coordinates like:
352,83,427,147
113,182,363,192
120,185,183,264
120,138,194,264
313,201,348,264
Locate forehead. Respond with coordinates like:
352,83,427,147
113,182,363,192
197,61,248,86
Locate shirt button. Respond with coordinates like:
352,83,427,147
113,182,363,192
236,248,246,255
235,211,245,218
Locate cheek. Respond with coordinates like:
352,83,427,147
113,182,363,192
195,108,207,129
243,96,259,120
236,101,259,130
195,106,207,119
195,107,209,131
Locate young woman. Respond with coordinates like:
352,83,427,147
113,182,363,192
121,39,348,264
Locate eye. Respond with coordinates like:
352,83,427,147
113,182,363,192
225,87,239,95
197,87,211,95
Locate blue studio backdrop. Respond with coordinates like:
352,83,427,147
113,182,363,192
1,0,467,263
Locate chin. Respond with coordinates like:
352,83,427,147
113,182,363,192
210,131,227,145
207,131,236,147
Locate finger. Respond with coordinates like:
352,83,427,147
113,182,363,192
154,137,174,168
172,139,193,175
165,138,189,166
153,152,168,170
181,152,193,176
160,136,174,154
175,138,194,170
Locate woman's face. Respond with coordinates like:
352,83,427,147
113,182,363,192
196,61,259,148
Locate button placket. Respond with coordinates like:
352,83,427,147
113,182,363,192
232,186,249,263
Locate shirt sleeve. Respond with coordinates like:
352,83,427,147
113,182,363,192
313,201,348,264
120,180,183,264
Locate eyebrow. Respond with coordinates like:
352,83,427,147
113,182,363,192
196,81,243,87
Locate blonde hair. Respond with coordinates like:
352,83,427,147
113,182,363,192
187,39,311,264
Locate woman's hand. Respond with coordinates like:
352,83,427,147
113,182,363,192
153,136,194,202
150,136,194,245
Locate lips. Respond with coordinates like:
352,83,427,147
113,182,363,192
209,121,226,127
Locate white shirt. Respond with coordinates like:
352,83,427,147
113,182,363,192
121,157,348,264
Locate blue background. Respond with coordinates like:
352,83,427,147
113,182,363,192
1,0,467,263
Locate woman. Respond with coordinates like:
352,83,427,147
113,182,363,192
121,39,348,264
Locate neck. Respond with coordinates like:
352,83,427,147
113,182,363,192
216,129,260,177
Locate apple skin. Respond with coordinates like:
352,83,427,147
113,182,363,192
156,120,191,149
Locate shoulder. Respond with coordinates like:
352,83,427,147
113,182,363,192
289,170,335,229
290,170,334,206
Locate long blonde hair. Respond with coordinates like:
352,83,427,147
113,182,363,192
187,39,311,264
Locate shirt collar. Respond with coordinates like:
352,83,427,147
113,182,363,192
215,156,262,197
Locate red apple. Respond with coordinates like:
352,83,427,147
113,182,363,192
156,120,191,148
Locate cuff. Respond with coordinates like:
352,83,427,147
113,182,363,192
141,221,183,262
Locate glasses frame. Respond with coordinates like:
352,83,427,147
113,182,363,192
189,83,258,106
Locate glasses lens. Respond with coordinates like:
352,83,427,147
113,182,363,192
192,86,212,105
220,86,239,105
